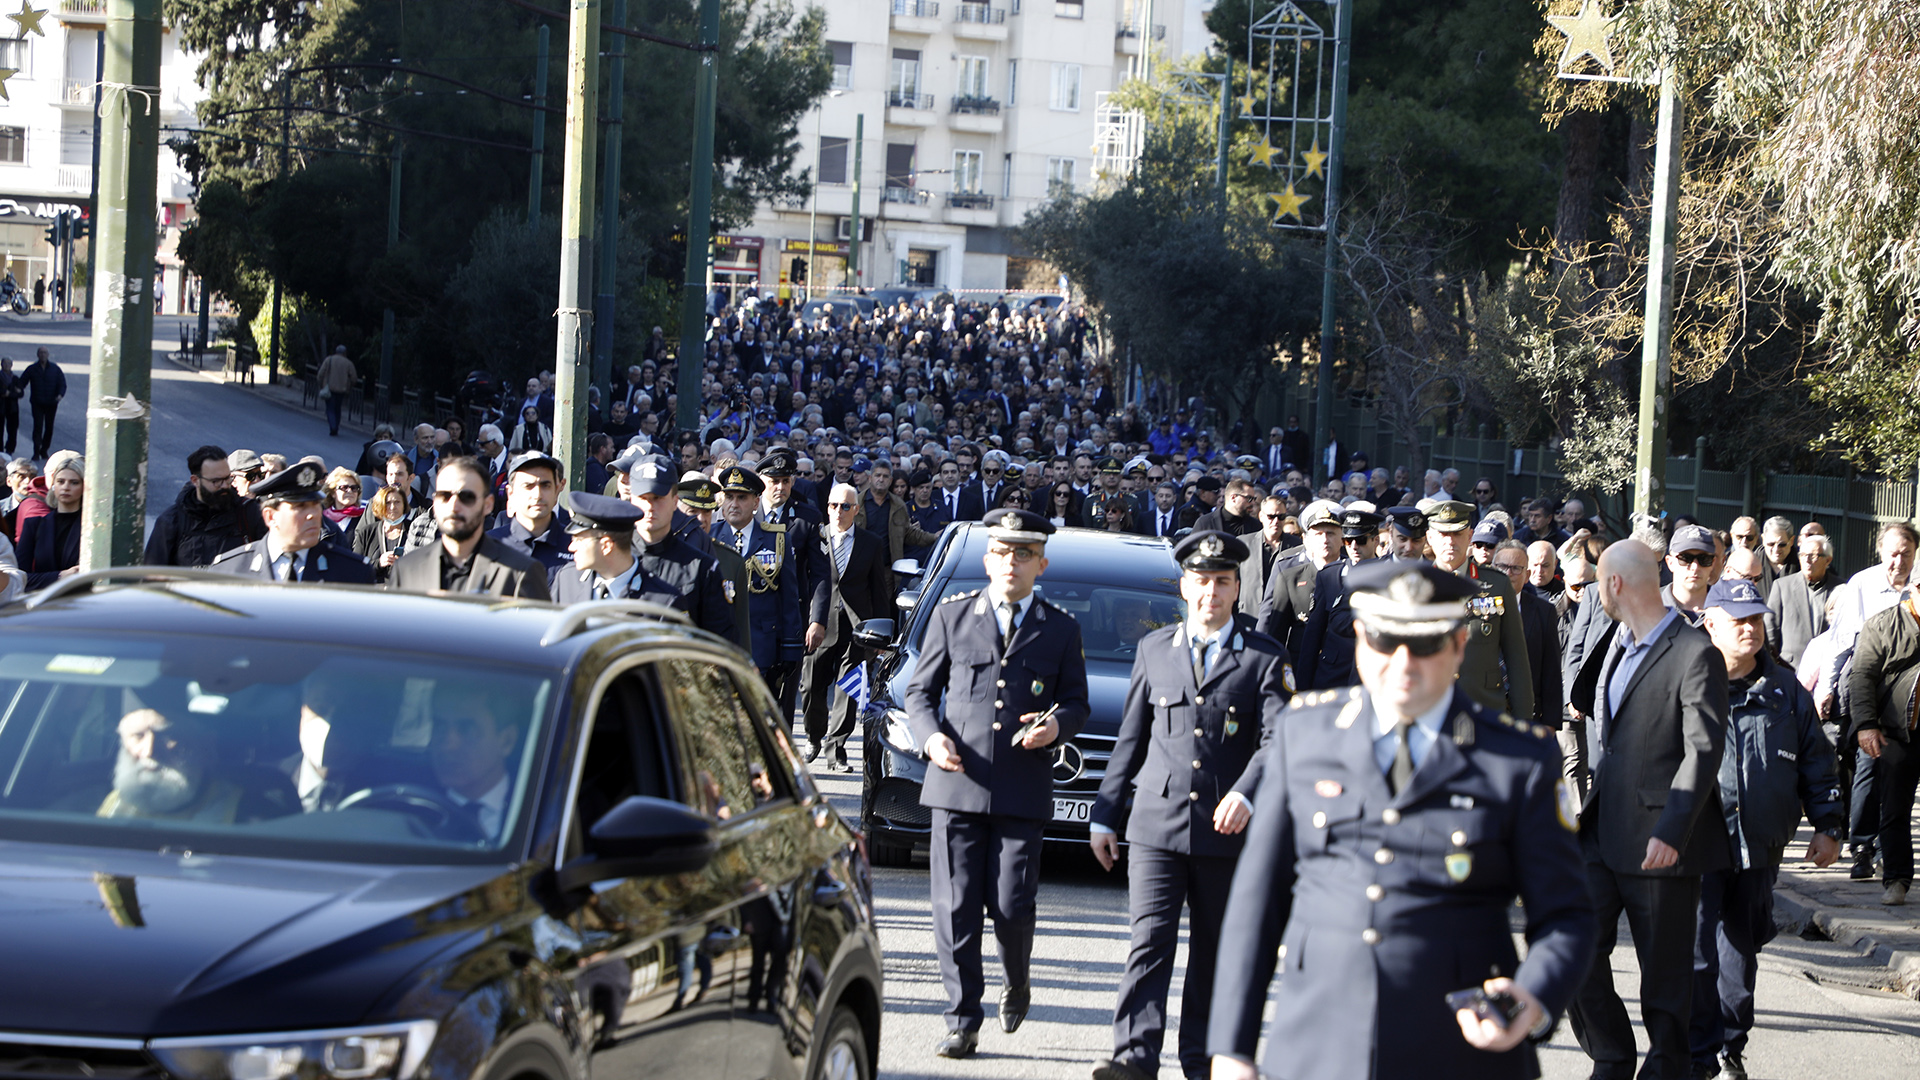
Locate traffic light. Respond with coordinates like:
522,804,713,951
790,257,806,285
73,216,90,240
43,222,57,245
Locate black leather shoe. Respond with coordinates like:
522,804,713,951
934,1030,977,1058
1091,1059,1153,1080
803,741,822,764
999,983,1030,1033
1720,1051,1747,1080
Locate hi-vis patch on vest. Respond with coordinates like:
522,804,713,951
1556,777,1580,831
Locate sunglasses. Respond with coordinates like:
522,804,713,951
1360,626,1452,657
827,501,857,509
433,489,483,506
1672,552,1714,567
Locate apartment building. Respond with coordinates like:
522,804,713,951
736,0,1204,298
0,1,204,311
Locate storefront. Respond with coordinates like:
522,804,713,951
714,234,763,300
0,194,91,311
782,237,849,296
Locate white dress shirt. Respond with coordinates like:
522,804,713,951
1371,692,1454,776
448,774,510,838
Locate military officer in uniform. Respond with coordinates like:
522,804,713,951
1384,505,1429,562
676,471,753,656
758,447,831,719
1425,500,1535,719
1208,561,1597,1080
1258,500,1343,662
603,454,736,642
1296,508,1386,691
904,509,1092,1059
712,465,807,684
1089,531,1295,1080
211,462,375,584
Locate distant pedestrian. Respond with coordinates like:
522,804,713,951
316,345,357,437
24,347,65,459
0,356,19,455
507,403,550,455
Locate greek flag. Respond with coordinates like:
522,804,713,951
835,662,870,710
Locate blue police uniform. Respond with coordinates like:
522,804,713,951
209,461,375,585
1296,558,1377,690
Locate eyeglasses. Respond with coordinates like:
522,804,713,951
827,501,856,509
1360,626,1452,657
197,474,235,488
337,484,362,493
987,545,1039,563
1672,552,1714,567
1261,513,1286,521
1493,561,1528,574
433,489,483,506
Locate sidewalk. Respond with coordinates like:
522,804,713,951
1775,822,1920,998
162,347,380,441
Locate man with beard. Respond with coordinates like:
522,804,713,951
144,445,257,566
98,709,288,823
210,463,374,584
389,458,552,598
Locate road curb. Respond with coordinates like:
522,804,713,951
161,351,376,440
1773,883,1920,998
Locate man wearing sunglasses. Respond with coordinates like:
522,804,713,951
388,458,551,599
1663,524,1718,626
1210,560,1595,1080
904,508,1090,1060
1296,509,1387,694
1425,501,1535,721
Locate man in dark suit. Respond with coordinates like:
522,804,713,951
904,509,1091,1059
1279,416,1310,476
957,449,1012,521
1208,560,1596,1080
387,457,552,599
1295,509,1386,692
1258,500,1344,659
800,483,893,771
1137,482,1182,539
210,462,375,585
1492,540,1563,729
1425,501,1535,721
1089,532,1293,1080
1765,532,1835,667
1567,539,1730,1080
1558,552,1611,792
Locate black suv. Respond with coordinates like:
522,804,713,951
857,524,1182,865
0,571,881,1080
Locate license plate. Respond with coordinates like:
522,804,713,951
1052,797,1092,823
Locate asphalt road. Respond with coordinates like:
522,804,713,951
806,744,1920,1080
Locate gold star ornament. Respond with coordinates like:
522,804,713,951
7,1,47,37
1546,0,1618,73
0,68,16,102
1237,92,1258,118
1269,183,1311,224
1300,137,1328,180
1247,136,1279,169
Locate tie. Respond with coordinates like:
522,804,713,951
999,602,1017,652
735,526,749,555
1191,634,1210,686
834,532,850,577
595,580,611,600
1388,719,1416,795
279,554,300,582
948,491,959,517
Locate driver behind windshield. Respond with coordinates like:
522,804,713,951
1113,597,1157,646
428,685,518,837
97,708,275,824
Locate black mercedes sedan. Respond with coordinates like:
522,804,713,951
857,525,1182,865
0,570,881,1080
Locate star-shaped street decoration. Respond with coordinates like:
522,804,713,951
1247,137,1280,169
1546,0,1618,73
1238,91,1258,117
0,68,16,102
1300,137,1328,180
1269,183,1311,224
6,1,48,37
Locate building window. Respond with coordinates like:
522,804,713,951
953,149,983,195
1007,59,1018,106
0,36,27,73
1056,1,1084,17
958,55,989,99
890,48,921,97
1011,0,1023,13
828,40,853,90
1047,156,1076,196
0,126,23,165
819,136,849,185
1003,153,1013,198
1050,63,1081,111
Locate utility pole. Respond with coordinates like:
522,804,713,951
1633,69,1681,522
1312,0,1353,474
80,0,161,571
84,29,101,319
1215,55,1231,212
527,23,549,228
847,113,864,288
675,0,719,436
269,80,290,386
592,0,626,399
553,0,601,491
379,143,401,389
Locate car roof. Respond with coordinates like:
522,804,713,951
0,579,721,670
943,523,1179,586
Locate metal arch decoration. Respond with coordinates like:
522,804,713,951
1166,69,1226,107
1248,0,1336,231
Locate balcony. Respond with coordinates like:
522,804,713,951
54,165,90,191
890,0,939,34
949,96,1003,133
57,77,96,108
946,191,996,225
1114,23,1166,55
886,90,937,127
881,186,935,221
56,0,105,21
953,2,1009,40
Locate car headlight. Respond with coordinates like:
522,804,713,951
150,1022,436,1080
881,707,923,757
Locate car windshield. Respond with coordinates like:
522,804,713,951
937,580,1184,663
0,631,554,863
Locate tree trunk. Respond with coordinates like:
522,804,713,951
1553,108,1602,272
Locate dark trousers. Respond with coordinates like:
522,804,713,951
0,401,16,455
324,393,343,435
1689,865,1777,1067
1111,846,1237,1079
930,809,1043,1032
1567,860,1702,1080
800,632,859,751
1850,745,1882,858
1877,737,1920,885
772,661,802,728
29,401,55,458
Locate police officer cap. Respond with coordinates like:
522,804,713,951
1175,529,1249,572
759,447,799,477
719,465,766,496
506,450,564,483
1097,456,1123,475
907,468,933,487
1340,508,1385,538
1298,499,1344,530
1345,561,1479,636
677,470,719,511
563,491,643,535
984,507,1054,545
1195,476,1223,492
1425,500,1477,533
250,461,327,505
1471,518,1510,545
1670,523,1715,555
1706,578,1770,618
1385,505,1427,537
624,453,679,497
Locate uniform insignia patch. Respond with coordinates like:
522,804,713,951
1199,535,1224,558
1031,679,1044,696
1445,852,1473,882
1556,777,1580,831
723,580,736,603
1225,719,1240,737
1450,794,1475,809
1000,511,1022,530
1314,779,1342,797
1281,663,1296,695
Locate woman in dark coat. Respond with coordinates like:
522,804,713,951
20,449,83,590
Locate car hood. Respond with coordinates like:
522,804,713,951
0,841,512,1037
882,652,1132,736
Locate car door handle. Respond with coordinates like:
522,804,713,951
811,880,848,908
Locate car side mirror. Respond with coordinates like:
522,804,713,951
853,618,896,650
891,558,920,577
556,795,717,891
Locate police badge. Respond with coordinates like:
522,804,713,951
1000,511,1022,530
1445,852,1473,882
1199,535,1224,559
723,580,736,603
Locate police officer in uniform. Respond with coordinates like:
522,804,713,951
904,509,1092,1059
1384,505,1429,562
211,462,375,584
1258,500,1343,661
712,465,806,684
758,447,831,718
1296,508,1386,691
676,471,753,656
1208,561,1597,1080
1089,531,1295,1080
605,454,736,643
1425,500,1535,719
551,492,647,602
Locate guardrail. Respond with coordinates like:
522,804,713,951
947,192,995,210
891,0,939,15
951,96,1001,115
888,90,934,110
881,187,932,206
955,2,1006,24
